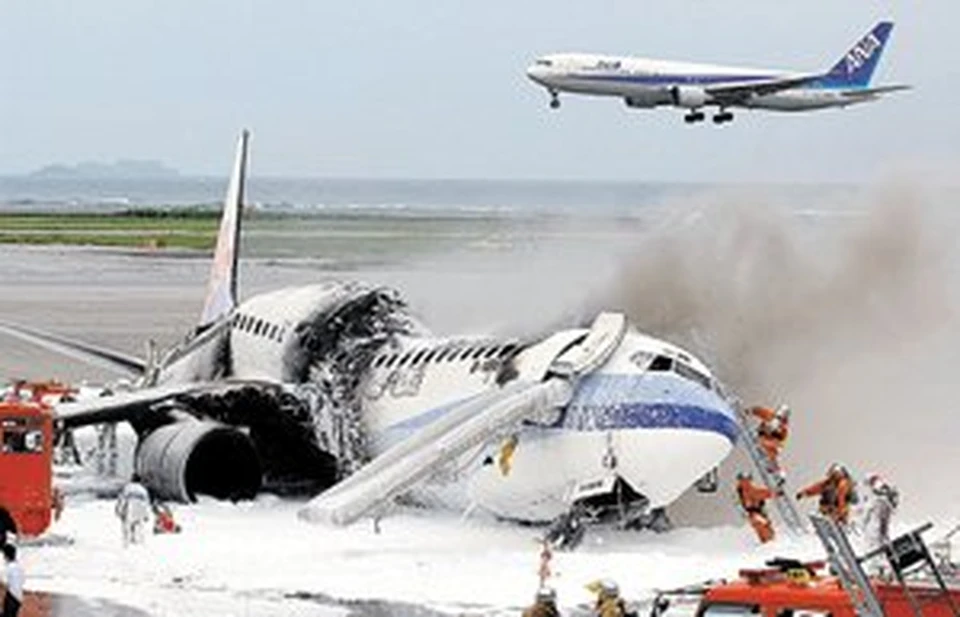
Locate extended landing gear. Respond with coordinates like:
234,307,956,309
549,91,561,109
684,110,706,124
713,110,734,124
545,506,587,551
623,507,672,533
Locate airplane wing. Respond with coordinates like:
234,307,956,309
54,379,281,428
298,378,573,526
0,320,145,376
705,74,820,103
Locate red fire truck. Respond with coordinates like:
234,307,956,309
0,382,65,537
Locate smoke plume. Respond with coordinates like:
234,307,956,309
595,186,960,520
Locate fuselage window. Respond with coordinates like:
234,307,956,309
535,58,553,67
471,347,487,360
423,350,437,363
411,349,426,365
498,344,517,358
384,354,398,369
483,346,501,359
648,355,673,371
435,348,450,362
459,348,474,361
252,319,261,336
397,351,413,367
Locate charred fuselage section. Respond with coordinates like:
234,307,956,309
132,283,418,503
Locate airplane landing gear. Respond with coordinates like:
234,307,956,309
545,505,586,550
623,507,673,533
549,91,561,109
713,111,734,124
684,110,706,124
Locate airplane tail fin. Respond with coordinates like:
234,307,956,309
820,21,894,88
198,130,249,328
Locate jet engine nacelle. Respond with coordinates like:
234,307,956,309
136,419,262,503
670,85,709,109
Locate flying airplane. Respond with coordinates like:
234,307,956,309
526,21,909,124
0,133,739,538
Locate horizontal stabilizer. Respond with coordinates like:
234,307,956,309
0,320,144,376
841,84,911,97
299,379,573,526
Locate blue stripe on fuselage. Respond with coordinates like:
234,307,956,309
567,72,861,92
379,373,740,448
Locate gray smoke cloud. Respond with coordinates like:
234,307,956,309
591,185,960,521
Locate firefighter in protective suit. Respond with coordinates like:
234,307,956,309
796,464,855,526
862,473,899,554
749,405,790,484
735,471,778,544
522,587,560,617
586,579,634,617
115,476,152,546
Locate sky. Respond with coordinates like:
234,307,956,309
0,1,957,182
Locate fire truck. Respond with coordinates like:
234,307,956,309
0,381,69,538
649,517,960,617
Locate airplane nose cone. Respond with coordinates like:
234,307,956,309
526,65,548,84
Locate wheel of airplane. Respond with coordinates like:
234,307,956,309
549,98,560,109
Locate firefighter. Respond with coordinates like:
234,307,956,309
522,587,560,617
115,475,152,546
796,464,855,526
587,579,633,617
862,473,899,553
735,471,778,544
749,405,790,484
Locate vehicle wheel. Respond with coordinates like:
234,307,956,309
549,98,560,109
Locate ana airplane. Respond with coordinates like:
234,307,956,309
0,133,738,540
527,21,909,124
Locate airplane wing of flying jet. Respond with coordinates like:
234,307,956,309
704,74,821,104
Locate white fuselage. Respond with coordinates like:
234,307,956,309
221,284,737,522
527,53,875,112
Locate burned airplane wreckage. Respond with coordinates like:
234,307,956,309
55,283,429,503
4,133,739,534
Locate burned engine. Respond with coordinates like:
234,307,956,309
130,284,418,502
136,418,260,502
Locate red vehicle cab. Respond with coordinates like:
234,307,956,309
651,523,960,617
696,561,960,617
0,385,57,537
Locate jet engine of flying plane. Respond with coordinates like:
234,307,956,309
0,132,739,535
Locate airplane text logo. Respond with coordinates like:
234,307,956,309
845,33,882,74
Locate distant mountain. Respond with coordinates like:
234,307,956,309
29,159,180,179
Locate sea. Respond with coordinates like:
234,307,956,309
0,176,859,217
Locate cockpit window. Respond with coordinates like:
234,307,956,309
648,355,673,372
535,58,553,67
675,361,712,390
